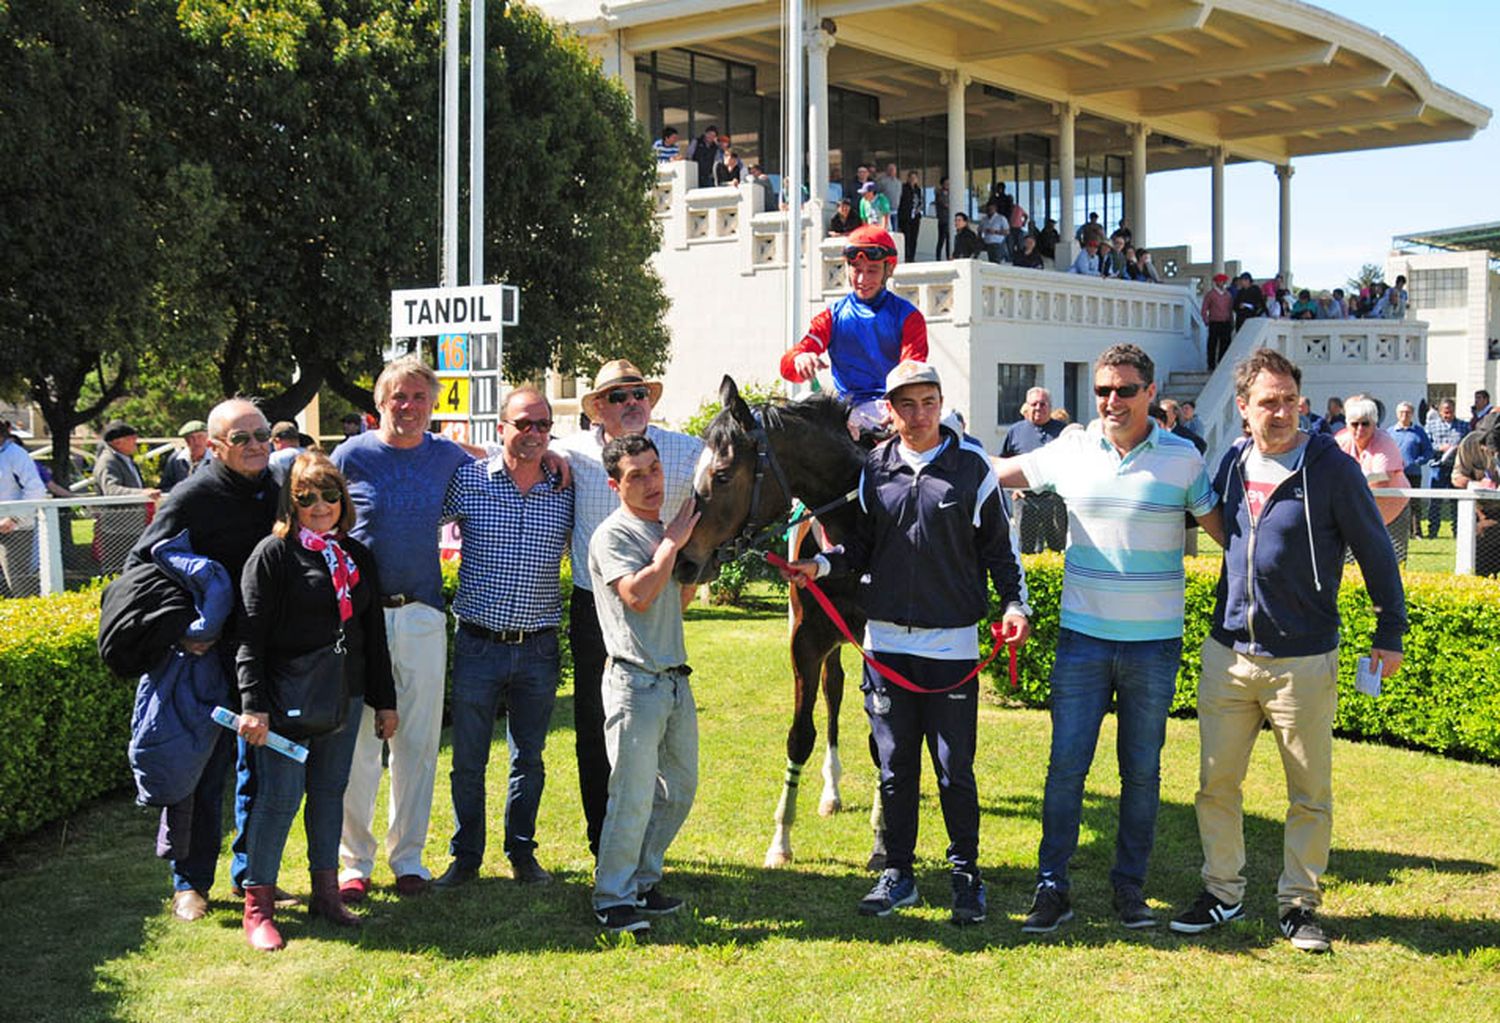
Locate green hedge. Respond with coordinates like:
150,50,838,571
0,588,132,844
987,554,1500,764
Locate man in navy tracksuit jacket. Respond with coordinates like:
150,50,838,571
1170,348,1406,954
783,360,1030,925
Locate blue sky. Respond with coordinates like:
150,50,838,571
1146,0,1496,291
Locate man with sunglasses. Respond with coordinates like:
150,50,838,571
432,386,574,889
556,359,703,858
779,224,928,438
126,398,282,922
991,344,1224,934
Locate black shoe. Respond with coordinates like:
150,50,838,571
950,871,987,926
510,857,553,886
1170,889,1244,934
1021,884,1073,934
433,861,480,889
858,868,919,917
595,904,650,934
1113,884,1156,929
1279,908,1331,952
635,887,684,917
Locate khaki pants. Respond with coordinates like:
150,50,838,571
1195,637,1338,912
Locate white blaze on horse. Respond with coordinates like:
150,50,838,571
675,377,887,869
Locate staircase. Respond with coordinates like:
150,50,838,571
1161,369,1210,405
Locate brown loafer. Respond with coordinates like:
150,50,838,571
231,885,301,909
394,873,429,897
171,889,209,921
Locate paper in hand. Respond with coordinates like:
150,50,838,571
1355,656,1382,697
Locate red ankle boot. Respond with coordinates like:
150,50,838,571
242,885,285,951
309,869,361,927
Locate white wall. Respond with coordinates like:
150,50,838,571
1385,249,1494,406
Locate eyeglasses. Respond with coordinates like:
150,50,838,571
293,488,342,507
504,418,554,434
223,428,272,446
605,387,650,405
1348,420,1374,427
843,244,896,264
1094,384,1144,399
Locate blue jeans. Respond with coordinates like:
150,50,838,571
447,626,560,866
170,727,237,893
241,695,363,887
1038,628,1182,893
593,660,698,910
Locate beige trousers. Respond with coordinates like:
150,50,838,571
1195,637,1339,912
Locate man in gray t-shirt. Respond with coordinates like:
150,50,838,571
586,434,701,935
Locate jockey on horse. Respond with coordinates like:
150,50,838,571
779,224,928,438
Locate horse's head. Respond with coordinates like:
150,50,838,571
675,376,785,584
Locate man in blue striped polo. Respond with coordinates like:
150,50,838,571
993,343,1224,933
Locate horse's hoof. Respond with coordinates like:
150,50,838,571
818,798,842,816
764,850,794,869
865,852,887,872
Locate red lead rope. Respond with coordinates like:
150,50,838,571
764,551,1020,694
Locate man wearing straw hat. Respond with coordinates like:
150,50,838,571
556,359,703,859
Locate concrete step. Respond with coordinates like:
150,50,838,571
1160,370,1211,404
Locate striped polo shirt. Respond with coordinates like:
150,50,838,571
1020,420,1213,641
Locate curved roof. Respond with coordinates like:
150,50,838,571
558,0,1489,165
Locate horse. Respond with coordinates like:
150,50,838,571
675,376,887,870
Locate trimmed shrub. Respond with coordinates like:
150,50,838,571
0,588,131,844
988,555,1500,763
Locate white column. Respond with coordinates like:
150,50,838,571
1129,123,1148,247
807,27,834,205
1210,147,1226,277
944,71,969,216
1057,103,1076,265
1276,163,1294,284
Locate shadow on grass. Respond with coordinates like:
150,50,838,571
343,789,1497,960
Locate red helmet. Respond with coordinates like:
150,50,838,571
843,224,899,267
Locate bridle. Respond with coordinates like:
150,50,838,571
707,405,859,567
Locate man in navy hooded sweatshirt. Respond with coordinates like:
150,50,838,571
1170,347,1406,954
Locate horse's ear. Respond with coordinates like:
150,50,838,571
720,376,755,428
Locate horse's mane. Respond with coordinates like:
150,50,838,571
704,391,853,453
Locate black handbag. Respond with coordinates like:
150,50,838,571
268,630,348,739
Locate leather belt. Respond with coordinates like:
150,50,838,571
381,594,417,608
459,621,555,645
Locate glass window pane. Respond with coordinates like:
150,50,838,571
996,363,1040,426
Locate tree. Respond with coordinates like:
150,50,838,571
1347,262,1385,294
0,1,223,478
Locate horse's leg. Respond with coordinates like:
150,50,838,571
818,650,844,816
866,728,889,872
766,590,823,868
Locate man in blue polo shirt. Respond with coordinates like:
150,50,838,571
993,343,1224,933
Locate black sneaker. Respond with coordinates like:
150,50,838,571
635,887,684,917
1170,890,1245,934
858,868,919,917
950,871,987,926
1113,884,1156,929
1279,908,1331,953
594,904,650,935
510,857,553,886
1021,884,1073,933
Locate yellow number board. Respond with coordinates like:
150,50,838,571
435,375,470,417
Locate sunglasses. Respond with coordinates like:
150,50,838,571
504,417,554,434
293,488,342,507
224,427,272,446
843,244,896,263
605,387,651,405
1094,384,1144,399
1348,420,1374,427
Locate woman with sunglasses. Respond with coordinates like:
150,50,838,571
1334,397,1411,563
235,452,397,950
778,223,928,437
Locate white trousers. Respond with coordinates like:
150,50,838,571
339,602,448,881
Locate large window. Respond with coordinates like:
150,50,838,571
637,50,776,174
997,363,1040,425
1409,268,1468,310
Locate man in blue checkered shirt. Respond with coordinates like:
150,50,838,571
432,385,575,889
1427,398,1470,538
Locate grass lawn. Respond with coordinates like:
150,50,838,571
3,599,1498,1022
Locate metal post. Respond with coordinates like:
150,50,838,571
442,0,460,287
786,0,805,352
37,505,64,596
470,0,485,288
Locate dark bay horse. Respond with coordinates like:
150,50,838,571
675,377,885,869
